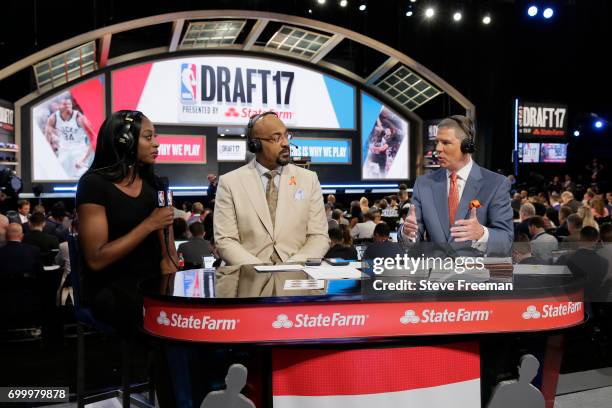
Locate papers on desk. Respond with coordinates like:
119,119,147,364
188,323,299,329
305,264,364,280
254,264,305,272
283,279,325,290
513,264,571,275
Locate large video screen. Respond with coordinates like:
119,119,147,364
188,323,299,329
518,143,540,163
361,93,409,180
31,75,105,181
112,56,355,129
540,143,567,163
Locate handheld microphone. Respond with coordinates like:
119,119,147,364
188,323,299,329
157,177,178,269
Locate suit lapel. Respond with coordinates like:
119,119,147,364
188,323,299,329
239,160,274,238
274,164,298,240
432,169,450,241
455,163,483,224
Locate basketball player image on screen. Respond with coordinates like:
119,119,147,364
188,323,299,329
363,107,406,179
44,97,96,178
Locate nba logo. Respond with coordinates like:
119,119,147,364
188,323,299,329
166,190,173,207
157,191,166,207
180,63,197,101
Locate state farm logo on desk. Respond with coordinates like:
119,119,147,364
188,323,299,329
272,312,368,329
521,302,582,320
400,308,492,324
156,310,238,331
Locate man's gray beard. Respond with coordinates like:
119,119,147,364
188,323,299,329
277,155,290,166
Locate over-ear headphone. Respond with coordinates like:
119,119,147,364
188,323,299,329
448,115,476,154
115,111,139,154
246,111,279,153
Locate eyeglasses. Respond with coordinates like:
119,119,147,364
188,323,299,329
258,132,293,144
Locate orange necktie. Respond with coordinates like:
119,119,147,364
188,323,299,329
448,171,459,227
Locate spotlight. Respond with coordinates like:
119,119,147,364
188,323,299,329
340,0,348,7
425,8,435,18
482,15,492,25
410,0,417,2
308,9,313,14
573,130,580,137
543,8,554,19
453,12,462,22
527,6,538,17
359,3,366,11
406,10,413,17
317,0,326,4
594,120,604,129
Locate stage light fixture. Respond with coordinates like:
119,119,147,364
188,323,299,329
359,3,366,11
317,0,326,4
453,12,462,22
340,0,348,7
406,10,413,17
425,8,435,18
594,120,604,129
543,8,554,19
573,130,580,137
482,15,492,25
528,6,538,17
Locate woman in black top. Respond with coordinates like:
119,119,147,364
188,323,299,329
76,110,176,334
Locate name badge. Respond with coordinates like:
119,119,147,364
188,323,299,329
294,189,305,201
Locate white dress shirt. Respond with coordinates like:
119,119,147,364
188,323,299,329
254,160,283,193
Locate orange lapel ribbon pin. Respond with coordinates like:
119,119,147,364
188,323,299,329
289,176,297,186
469,199,481,209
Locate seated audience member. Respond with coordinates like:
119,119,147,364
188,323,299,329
372,222,391,243
44,201,70,243
528,216,558,263
0,213,8,247
177,222,213,268
173,217,191,241
23,212,59,265
511,193,523,214
578,205,599,231
555,206,573,238
326,194,337,210
515,203,536,239
606,192,612,214
359,197,369,215
17,199,30,224
351,208,377,239
202,210,214,242
564,213,583,242
556,226,609,301
544,207,559,230
561,191,581,213
348,201,364,229
0,223,44,278
332,209,349,227
591,197,610,223
549,192,561,210
187,202,205,225
512,233,547,265
325,227,358,260
372,208,382,224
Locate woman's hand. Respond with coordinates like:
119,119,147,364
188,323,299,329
146,207,174,232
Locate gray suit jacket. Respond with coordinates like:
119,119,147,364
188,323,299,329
399,162,513,255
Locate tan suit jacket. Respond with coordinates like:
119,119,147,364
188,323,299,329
214,160,329,266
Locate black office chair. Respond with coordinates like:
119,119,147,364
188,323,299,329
67,235,154,408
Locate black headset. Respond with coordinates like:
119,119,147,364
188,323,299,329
246,111,279,153
448,115,476,154
114,111,140,154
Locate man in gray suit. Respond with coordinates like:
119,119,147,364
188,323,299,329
177,221,213,268
399,115,513,255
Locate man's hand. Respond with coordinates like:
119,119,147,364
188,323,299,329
402,205,418,239
451,207,484,242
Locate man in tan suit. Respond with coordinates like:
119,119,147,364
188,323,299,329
214,112,329,266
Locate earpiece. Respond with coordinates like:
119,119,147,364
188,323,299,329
449,115,476,154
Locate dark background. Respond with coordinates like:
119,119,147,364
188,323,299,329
1,0,610,183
